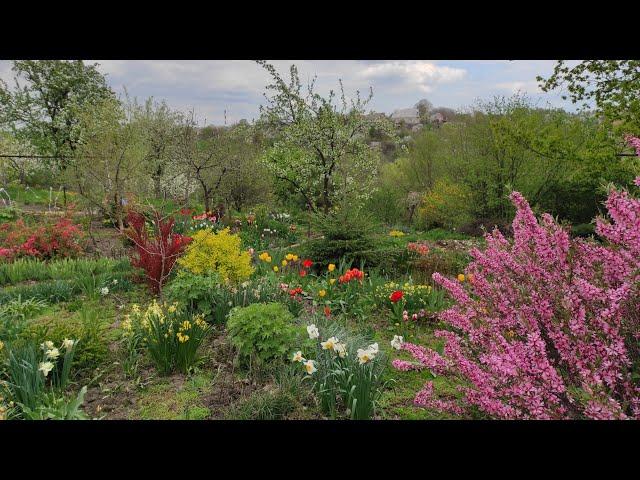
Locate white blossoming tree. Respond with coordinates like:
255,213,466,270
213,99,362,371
257,61,396,214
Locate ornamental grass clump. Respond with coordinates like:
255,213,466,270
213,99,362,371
394,173,640,420
122,300,210,375
179,227,253,284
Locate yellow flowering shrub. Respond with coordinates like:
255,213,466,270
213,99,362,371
417,179,473,230
179,228,254,283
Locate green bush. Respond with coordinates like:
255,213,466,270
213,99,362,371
570,222,596,238
227,303,299,366
166,271,223,320
301,209,377,267
417,179,474,230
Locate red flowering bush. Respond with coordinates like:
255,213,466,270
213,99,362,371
125,211,191,295
394,174,640,419
0,218,84,261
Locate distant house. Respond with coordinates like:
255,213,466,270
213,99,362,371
391,108,421,127
429,112,447,126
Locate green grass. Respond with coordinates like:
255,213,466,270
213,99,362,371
135,372,214,420
373,322,468,420
5,185,77,207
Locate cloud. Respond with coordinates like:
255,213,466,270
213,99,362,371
494,80,543,95
359,61,467,93
0,59,579,124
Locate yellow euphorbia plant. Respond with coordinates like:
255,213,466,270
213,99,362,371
179,228,254,283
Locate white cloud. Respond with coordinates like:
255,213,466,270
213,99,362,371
359,61,467,93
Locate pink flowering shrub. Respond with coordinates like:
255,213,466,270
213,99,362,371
394,172,640,419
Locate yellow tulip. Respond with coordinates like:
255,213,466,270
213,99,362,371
328,263,336,272
273,266,279,272
457,274,465,282
282,259,287,267
319,289,326,298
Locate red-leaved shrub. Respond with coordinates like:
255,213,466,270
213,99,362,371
125,211,191,295
0,218,84,261
394,174,640,419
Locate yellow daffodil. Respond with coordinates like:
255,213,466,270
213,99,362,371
292,351,305,363
328,263,336,272
282,259,288,267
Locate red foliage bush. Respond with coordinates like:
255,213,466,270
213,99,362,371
0,218,84,261
125,211,191,295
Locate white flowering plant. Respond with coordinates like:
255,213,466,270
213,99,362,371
1,338,84,419
293,320,389,420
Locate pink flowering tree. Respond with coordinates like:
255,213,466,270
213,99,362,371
394,137,640,419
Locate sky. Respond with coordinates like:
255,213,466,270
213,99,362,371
0,60,579,126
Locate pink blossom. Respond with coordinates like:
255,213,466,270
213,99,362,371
394,175,640,419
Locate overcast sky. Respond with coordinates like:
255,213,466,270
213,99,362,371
0,60,578,125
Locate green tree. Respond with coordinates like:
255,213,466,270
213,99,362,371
0,60,114,177
537,60,640,130
257,61,396,214
74,97,146,229
130,97,182,199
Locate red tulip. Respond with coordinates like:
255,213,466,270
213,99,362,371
390,290,404,303
302,259,313,268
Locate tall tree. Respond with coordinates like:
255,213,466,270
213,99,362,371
0,60,114,202
131,97,181,199
257,61,396,214
537,60,640,130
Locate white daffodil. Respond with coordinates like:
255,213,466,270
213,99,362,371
303,359,317,375
307,324,319,340
62,338,75,350
292,351,305,363
38,361,54,377
368,343,379,355
112,279,118,285
321,336,339,351
45,347,60,360
334,342,347,358
357,347,377,365
100,287,110,296
391,335,404,350
41,341,54,351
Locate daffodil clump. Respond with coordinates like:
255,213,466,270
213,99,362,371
123,300,210,375
179,227,254,284
292,323,387,420
389,229,405,237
